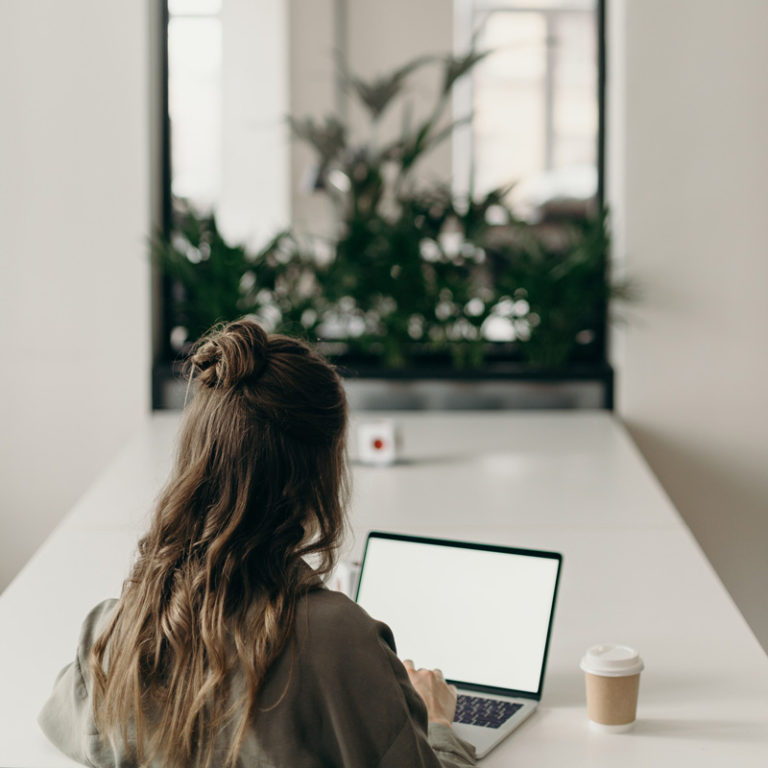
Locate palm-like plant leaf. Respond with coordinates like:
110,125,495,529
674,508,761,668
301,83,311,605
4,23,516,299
383,114,472,175
340,55,434,120
288,115,347,164
441,49,491,94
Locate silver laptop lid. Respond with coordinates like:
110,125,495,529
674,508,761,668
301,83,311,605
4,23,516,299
355,532,562,699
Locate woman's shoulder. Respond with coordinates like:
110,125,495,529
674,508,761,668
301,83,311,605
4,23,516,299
287,587,411,732
62,598,118,688
80,598,118,638
75,599,118,658
296,586,397,661
300,586,391,636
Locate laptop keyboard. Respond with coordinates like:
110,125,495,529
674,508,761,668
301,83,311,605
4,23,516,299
453,694,523,729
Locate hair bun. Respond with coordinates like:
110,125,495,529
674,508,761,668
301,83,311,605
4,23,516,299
189,320,269,389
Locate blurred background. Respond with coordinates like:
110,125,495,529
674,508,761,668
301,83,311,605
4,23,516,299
1,0,766,652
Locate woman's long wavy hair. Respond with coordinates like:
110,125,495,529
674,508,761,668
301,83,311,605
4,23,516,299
90,320,349,768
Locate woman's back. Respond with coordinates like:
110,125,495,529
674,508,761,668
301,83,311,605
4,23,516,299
38,320,476,768
40,583,475,767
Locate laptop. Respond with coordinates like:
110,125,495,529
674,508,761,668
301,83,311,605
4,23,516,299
355,531,562,759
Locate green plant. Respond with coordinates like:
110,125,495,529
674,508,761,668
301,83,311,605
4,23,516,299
286,50,508,367
489,210,629,368
156,50,629,370
153,203,316,350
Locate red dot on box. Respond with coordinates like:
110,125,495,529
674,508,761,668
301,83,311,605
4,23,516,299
373,438,385,451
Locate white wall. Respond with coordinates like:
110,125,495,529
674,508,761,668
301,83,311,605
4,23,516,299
0,1,152,591
609,0,768,651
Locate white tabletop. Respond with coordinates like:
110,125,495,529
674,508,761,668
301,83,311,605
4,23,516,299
1,411,767,766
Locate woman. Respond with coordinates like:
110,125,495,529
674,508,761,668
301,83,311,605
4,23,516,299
39,320,476,768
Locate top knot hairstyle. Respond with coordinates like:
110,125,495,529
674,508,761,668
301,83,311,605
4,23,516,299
190,320,270,388
183,320,344,445
91,319,349,768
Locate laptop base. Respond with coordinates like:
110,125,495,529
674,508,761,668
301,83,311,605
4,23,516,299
452,696,538,759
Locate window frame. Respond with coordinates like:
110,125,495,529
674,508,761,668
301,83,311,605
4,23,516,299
154,0,609,406
452,0,605,211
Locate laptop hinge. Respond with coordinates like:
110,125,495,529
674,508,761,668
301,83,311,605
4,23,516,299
448,681,540,700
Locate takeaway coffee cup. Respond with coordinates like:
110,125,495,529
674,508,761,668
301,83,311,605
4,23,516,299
580,644,644,732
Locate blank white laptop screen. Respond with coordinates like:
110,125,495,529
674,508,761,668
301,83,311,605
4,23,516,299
355,535,560,693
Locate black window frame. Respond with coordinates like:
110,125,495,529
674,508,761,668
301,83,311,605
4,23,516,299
153,0,609,408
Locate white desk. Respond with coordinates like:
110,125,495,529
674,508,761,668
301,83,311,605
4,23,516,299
1,412,767,766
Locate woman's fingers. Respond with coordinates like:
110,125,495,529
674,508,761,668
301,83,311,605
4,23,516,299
403,660,448,681
403,661,459,725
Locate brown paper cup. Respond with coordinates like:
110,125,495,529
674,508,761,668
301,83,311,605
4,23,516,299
581,644,644,733
585,671,640,728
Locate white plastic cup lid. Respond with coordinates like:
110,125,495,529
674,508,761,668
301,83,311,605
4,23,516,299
580,644,644,677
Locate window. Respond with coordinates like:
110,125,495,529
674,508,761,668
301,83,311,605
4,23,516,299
454,0,600,221
156,0,608,407
165,0,289,249
167,0,223,211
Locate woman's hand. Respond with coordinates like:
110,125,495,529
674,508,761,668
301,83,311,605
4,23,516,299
402,659,458,727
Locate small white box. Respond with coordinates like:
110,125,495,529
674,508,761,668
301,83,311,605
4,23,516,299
357,419,398,466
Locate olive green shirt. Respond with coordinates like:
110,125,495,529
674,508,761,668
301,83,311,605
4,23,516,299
39,589,477,768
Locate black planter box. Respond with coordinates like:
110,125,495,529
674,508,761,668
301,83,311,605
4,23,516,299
153,357,613,411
